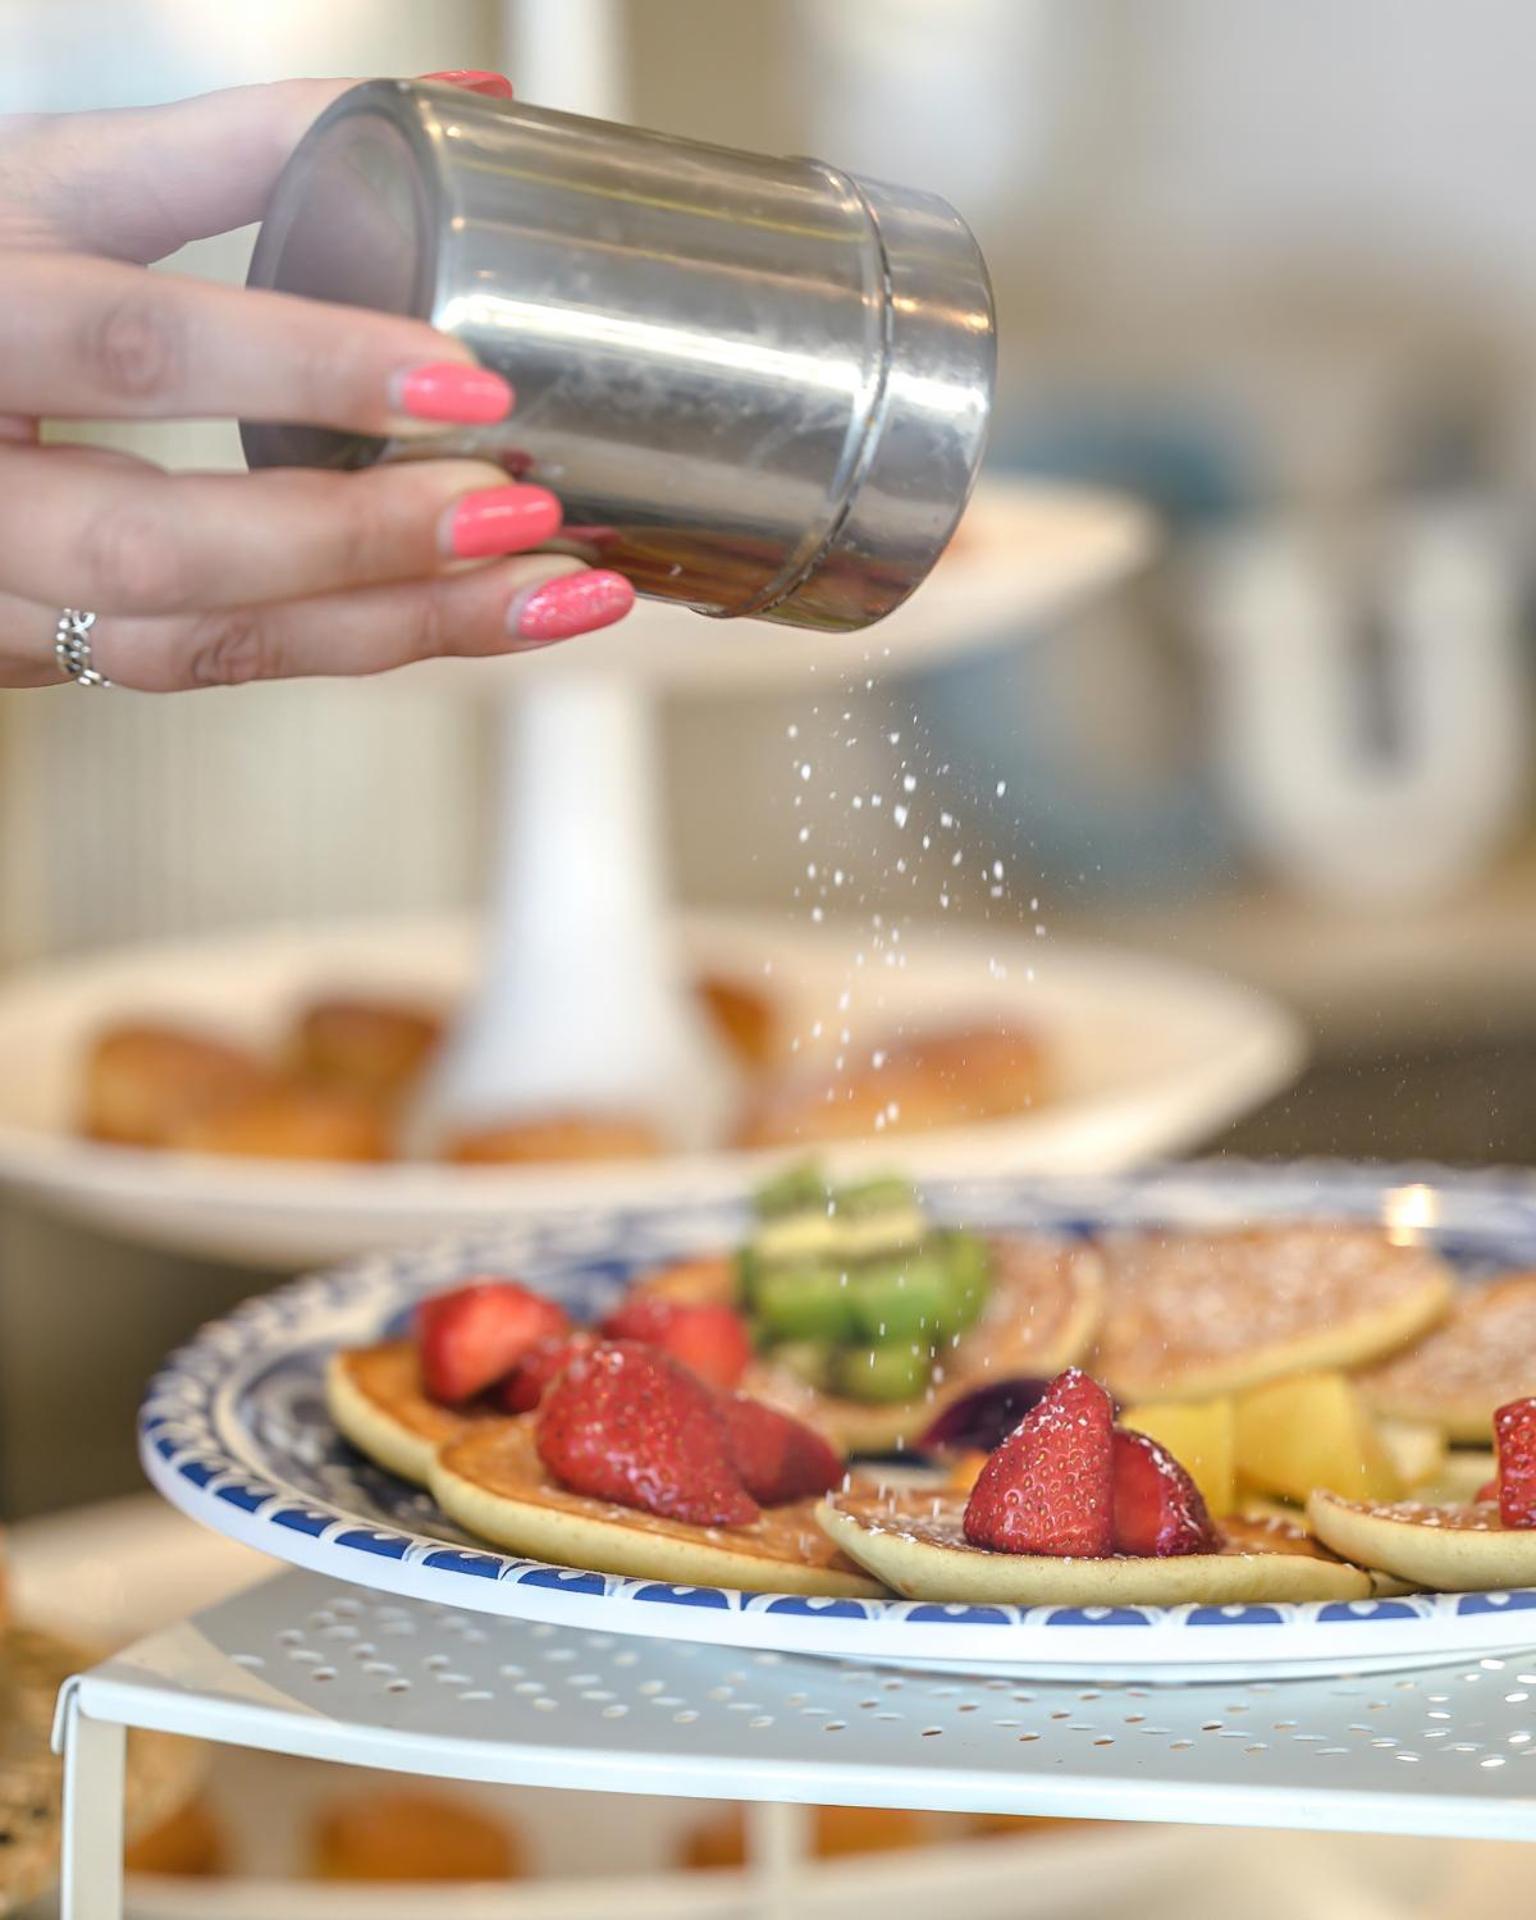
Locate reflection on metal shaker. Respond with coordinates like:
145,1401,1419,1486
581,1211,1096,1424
242,80,995,633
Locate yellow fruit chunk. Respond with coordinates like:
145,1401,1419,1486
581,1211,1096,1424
1119,1396,1236,1514
1376,1417,1446,1490
1235,1372,1403,1504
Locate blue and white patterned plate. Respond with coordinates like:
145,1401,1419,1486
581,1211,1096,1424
141,1163,1536,1681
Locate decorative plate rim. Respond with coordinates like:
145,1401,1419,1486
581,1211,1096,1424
139,1159,1536,1657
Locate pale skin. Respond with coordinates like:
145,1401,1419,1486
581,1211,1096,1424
0,72,635,692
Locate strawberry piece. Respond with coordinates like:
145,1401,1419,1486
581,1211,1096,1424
1111,1428,1219,1557
599,1295,753,1390
962,1367,1114,1556
1476,1479,1498,1504
416,1279,569,1405
536,1341,758,1527
721,1396,843,1506
1494,1397,1536,1528
499,1331,598,1413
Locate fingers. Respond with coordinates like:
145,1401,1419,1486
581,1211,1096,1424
1,79,356,263
2,72,512,266
0,560,636,694
0,252,513,434
0,446,564,614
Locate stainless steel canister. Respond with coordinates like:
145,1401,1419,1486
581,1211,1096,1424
242,80,994,632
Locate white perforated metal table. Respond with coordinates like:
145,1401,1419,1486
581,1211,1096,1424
51,1570,1536,1918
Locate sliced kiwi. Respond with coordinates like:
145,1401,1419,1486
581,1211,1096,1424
834,1174,919,1218
846,1254,952,1341
831,1341,934,1404
936,1230,991,1335
755,1163,830,1220
753,1263,858,1341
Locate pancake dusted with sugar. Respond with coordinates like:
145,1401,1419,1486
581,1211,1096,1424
1307,1489,1536,1591
1357,1273,1536,1442
1093,1225,1453,1401
432,1420,884,1597
817,1489,1371,1606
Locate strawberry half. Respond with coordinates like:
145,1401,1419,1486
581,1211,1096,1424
721,1396,843,1506
963,1367,1114,1557
536,1340,758,1527
600,1295,753,1390
416,1279,570,1405
499,1331,598,1413
1494,1397,1536,1528
1111,1428,1219,1557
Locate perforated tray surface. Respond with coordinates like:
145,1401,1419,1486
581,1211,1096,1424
68,1573,1536,1842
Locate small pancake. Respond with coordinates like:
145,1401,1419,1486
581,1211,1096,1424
1307,1489,1536,1591
431,1420,885,1598
818,1490,1372,1606
326,1342,482,1488
1093,1225,1454,1401
1357,1273,1536,1443
638,1237,1103,1454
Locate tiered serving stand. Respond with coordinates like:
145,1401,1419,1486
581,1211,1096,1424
49,1162,1536,1918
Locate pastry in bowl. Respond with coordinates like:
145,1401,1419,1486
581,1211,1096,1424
1093,1225,1454,1401
172,1083,391,1162
443,1113,663,1164
288,995,443,1106
736,1020,1047,1148
81,1021,273,1147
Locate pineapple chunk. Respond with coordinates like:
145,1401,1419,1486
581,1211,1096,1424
1235,1372,1403,1504
1376,1417,1446,1490
1119,1396,1236,1514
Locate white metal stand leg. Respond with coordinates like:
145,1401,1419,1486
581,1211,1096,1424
55,1683,125,1920
746,1800,812,1920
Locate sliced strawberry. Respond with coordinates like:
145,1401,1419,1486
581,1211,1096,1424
416,1279,570,1405
1494,1397,1536,1528
1111,1428,1219,1557
1476,1479,1499,1504
600,1295,753,1390
536,1340,758,1527
962,1367,1114,1557
500,1331,598,1413
721,1396,843,1506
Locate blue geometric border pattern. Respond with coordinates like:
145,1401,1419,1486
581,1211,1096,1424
139,1160,1536,1637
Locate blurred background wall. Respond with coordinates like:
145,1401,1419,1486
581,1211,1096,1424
7,0,1536,1508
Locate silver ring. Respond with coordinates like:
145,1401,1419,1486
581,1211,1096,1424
54,609,110,688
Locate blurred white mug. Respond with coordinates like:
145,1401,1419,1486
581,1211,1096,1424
1194,500,1530,906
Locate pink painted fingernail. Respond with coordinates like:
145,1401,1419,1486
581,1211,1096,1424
511,569,636,641
444,485,562,559
421,70,514,98
395,361,513,425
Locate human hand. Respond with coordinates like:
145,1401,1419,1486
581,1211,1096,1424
0,71,634,692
